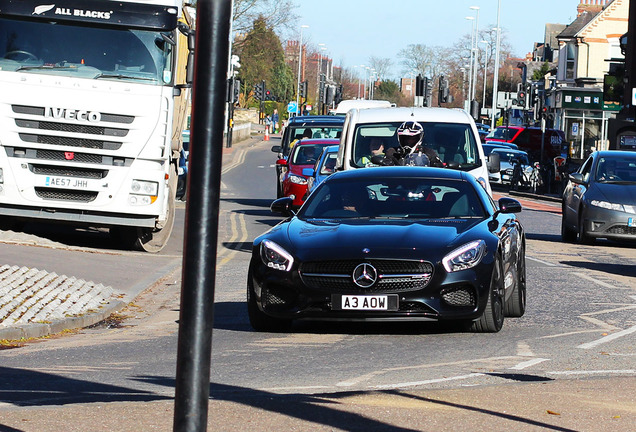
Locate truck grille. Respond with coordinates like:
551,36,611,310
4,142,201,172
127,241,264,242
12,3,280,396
35,187,98,202
300,259,433,293
30,164,107,179
20,133,122,150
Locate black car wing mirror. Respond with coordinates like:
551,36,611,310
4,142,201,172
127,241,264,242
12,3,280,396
568,172,586,185
271,197,295,217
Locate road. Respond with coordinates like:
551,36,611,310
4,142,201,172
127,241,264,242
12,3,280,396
0,136,635,431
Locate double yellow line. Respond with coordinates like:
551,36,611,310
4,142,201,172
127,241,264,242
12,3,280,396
216,208,248,267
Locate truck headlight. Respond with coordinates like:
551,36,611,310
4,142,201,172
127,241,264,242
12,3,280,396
131,180,158,196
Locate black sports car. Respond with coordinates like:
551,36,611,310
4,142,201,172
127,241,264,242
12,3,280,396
248,167,526,333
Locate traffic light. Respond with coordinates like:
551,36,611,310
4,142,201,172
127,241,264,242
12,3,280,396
254,82,263,100
415,75,424,97
265,89,272,100
517,90,526,108
299,80,307,98
233,79,240,103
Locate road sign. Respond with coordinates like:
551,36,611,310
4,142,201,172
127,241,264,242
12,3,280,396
287,101,298,114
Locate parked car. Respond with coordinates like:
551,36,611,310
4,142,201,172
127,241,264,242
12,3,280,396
483,142,518,157
562,151,636,244
248,166,526,333
277,139,338,208
485,126,565,161
271,115,344,197
489,148,530,185
304,144,339,196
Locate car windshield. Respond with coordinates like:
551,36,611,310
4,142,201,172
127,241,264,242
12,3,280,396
494,151,529,165
319,152,338,175
486,127,517,141
300,177,485,219
0,17,173,84
287,126,342,142
291,144,331,165
352,122,482,171
595,156,636,183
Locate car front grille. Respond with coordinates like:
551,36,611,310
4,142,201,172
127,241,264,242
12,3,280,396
300,259,433,293
35,187,98,202
440,286,476,307
606,225,636,236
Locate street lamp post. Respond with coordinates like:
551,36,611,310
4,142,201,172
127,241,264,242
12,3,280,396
491,0,502,129
470,6,480,102
315,43,325,106
465,15,475,111
480,40,490,112
296,24,309,115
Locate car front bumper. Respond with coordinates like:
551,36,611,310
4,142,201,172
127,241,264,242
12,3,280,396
583,205,636,241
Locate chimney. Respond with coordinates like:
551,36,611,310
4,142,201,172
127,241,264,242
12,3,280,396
577,0,605,16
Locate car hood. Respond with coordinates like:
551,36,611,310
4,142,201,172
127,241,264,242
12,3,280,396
281,218,485,261
590,182,636,204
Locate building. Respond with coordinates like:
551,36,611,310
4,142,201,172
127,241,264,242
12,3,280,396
549,0,629,160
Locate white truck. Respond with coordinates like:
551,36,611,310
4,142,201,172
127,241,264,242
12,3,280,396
0,0,194,252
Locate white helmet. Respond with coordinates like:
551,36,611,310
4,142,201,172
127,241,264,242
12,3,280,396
397,121,424,149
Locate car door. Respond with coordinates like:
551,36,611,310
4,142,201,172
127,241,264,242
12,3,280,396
564,156,593,226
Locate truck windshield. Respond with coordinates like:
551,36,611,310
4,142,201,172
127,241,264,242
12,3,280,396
0,17,173,84
352,122,482,171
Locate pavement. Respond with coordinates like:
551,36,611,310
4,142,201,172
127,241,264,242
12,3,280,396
0,125,265,342
2,129,635,431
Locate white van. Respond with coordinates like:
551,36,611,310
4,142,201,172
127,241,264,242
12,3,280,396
336,107,496,196
333,99,394,116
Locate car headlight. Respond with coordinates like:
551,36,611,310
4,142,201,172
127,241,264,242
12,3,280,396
442,240,486,272
590,200,636,214
260,240,294,271
289,174,308,185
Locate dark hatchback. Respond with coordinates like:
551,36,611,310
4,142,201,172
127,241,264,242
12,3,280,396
248,167,526,333
562,151,636,244
271,115,344,197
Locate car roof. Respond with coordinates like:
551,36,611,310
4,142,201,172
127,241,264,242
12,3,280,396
492,148,528,155
287,115,344,126
595,150,636,158
326,166,470,182
349,107,476,125
295,138,340,146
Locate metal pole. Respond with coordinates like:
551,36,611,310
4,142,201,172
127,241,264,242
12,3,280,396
491,0,502,129
471,7,480,102
296,25,308,115
481,41,489,109
466,17,475,110
173,0,232,430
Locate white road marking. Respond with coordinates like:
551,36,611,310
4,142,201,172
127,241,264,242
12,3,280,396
573,272,626,289
578,324,636,350
547,370,636,376
509,358,550,370
372,373,485,390
526,256,558,267
516,341,535,357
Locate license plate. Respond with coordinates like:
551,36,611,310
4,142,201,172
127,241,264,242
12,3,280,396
44,176,90,189
332,294,399,311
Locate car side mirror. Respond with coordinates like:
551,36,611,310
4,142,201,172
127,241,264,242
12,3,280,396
568,173,586,185
271,145,282,153
276,158,288,166
270,197,295,217
302,168,314,177
497,197,522,214
487,152,500,173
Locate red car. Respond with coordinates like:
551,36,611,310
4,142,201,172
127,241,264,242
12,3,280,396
277,138,339,208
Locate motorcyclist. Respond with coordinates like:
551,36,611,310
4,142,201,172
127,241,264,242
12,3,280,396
383,121,443,167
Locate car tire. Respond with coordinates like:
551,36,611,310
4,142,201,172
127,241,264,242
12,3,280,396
561,208,577,243
247,269,292,332
504,244,526,318
578,212,594,245
471,256,505,333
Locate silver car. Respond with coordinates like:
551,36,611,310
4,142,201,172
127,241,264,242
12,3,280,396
562,151,636,244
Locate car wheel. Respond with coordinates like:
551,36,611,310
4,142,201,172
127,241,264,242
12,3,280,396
247,269,291,332
578,212,594,245
561,206,577,243
504,243,526,318
471,256,505,333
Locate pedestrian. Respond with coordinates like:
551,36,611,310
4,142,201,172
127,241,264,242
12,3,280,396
265,115,271,133
272,109,279,134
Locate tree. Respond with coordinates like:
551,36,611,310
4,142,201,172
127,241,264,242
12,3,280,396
367,57,393,81
235,16,295,107
233,0,298,38
398,44,445,78
532,61,551,81
374,80,401,104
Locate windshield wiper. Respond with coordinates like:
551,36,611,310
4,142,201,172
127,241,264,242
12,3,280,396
16,65,77,72
95,73,156,81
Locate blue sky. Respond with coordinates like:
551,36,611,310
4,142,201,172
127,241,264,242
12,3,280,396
292,0,581,79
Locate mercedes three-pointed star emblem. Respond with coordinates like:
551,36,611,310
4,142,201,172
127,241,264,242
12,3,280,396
352,263,378,288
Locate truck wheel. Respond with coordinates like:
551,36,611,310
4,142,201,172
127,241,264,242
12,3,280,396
111,167,177,253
